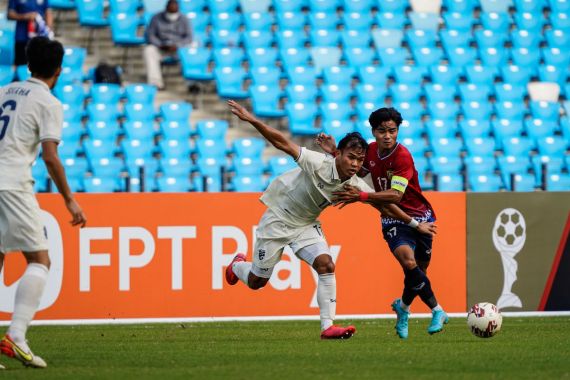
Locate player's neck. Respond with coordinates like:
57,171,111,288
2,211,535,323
377,143,398,158
31,75,56,89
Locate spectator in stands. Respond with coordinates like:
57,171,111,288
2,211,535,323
7,0,54,66
144,0,192,90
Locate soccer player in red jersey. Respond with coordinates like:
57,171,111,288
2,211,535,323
318,107,448,339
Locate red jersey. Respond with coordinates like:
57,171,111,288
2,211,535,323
363,142,436,223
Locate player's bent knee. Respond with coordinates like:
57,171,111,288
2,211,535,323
247,273,269,290
313,256,335,274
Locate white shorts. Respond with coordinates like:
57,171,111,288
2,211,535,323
0,191,48,253
251,208,330,278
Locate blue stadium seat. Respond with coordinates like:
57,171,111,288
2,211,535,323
83,139,117,161
354,119,374,141
372,29,404,49
550,0,570,12
61,121,85,142
280,47,311,67
480,0,511,13
121,139,155,160
160,101,192,121
209,0,239,13
322,120,355,142
342,12,374,31
400,137,428,158
125,157,160,180
447,46,478,67
161,120,191,140
355,83,387,104
233,157,265,176
344,47,376,68
250,66,281,85
462,101,493,120
436,174,464,191
425,119,457,140
443,12,475,32
431,137,463,157
124,84,157,105
538,64,566,86
247,47,279,68
90,84,123,104
511,29,541,49
276,13,307,31
480,12,511,33
459,119,492,139
465,137,496,157
240,0,271,12
62,103,83,123
514,12,546,33
545,29,569,49
479,46,508,66
475,29,508,48
193,175,223,192
322,66,356,86
110,13,145,46
390,83,422,102
309,0,341,12
232,175,266,192
514,0,546,12
358,66,390,87
196,157,225,178
525,119,558,141
185,11,209,33
341,30,373,49
409,12,440,31
77,0,109,27
377,0,408,13
428,101,459,120
440,30,472,51
507,173,536,191
268,155,297,177
124,120,155,140
430,155,463,175
180,0,206,12
156,176,192,192
309,12,339,30
319,102,353,122
84,176,119,193
286,65,317,86
343,0,375,12
243,12,274,30
495,101,527,121
63,157,90,179
214,67,248,99
492,119,524,146
159,139,192,159
309,29,340,47
459,83,492,103
179,47,214,81
213,47,244,67
50,0,77,10
399,119,424,139
546,173,570,191
285,102,321,135
54,83,86,108
377,47,408,67
87,120,120,141
497,155,531,187
511,47,541,67
530,101,560,121
542,47,570,67
531,155,565,176
536,136,567,156
406,29,437,49
212,12,242,31
500,65,533,83
428,65,461,85
160,158,194,177
494,83,526,102
465,65,498,85
376,12,407,29
444,0,477,13
243,30,273,49
0,65,14,86
91,157,125,177
195,120,228,140
469,173,503,192
321,84,353,103
250,85,286,118
424,83,456,103
394,101,424,120
286,83,319,102
412,47,444,67
87,103,120,122
502,136,534,156
195,139,227,159
465,155,497,175
124,103,156,122
310,47,342,73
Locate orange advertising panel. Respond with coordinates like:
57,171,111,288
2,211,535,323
0,192,466,321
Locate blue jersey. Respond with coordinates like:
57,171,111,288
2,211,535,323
8,0,50,42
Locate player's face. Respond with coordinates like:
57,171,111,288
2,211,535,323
337,147,365,179
372,120,399,151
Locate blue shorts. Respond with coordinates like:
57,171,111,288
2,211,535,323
382,221,434,263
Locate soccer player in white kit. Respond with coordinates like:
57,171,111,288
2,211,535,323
0,37,87,369
224,100,376,339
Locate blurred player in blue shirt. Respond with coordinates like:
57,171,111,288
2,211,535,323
7,0,53,65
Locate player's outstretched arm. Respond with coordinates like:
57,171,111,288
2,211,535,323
315,133,338,156
228,100,300,159
333,184,403,206
42,141,87,227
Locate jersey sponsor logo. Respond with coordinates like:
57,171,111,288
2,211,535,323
317,182,324,189
386,170,393,180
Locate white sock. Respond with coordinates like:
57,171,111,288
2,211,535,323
400,299,410,312
232,261,252,287
432,304,443,312
7,263,49,345
317,273,336,331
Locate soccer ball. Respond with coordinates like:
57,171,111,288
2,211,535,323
467,302,503,338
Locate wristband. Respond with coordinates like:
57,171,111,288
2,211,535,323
407,219,419,229
359,192,369,202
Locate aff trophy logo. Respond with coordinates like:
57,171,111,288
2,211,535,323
492,208,526,309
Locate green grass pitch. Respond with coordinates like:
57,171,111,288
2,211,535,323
1,317,569,379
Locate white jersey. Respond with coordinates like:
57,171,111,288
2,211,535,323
260,147,374,227
0,78,63,192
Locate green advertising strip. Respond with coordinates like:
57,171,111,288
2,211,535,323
467,193,570,312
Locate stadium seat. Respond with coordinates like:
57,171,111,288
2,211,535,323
444,0,477,13
400,137,428,158
286,66,317,86
459,83,492,103
430,155,463,175
465,137,496,157
309,29,340,47
209,0,239,13
84,176,119,193
196,157,226,178
322,120,355,142
156,176,192,192
160,101,193,121
431,137,463,157
243,30,273,49
124,103,156,122
500,65,533,84
285,102,321,135
247,47,279,68
83,138,117,161
343,0,375,12
195,139,227,159
215,67,248,98
398,119,424,139
546,173,570,191
425,119,457,140
276,12,307,31
480,0,511,13
465,155,496,177
125,157,160,182
195,120,228,140
286,83,319,102
321,84,353,103
480,12,511,33
469,173,503,192
124,120,155,140
394,100,424,120
54,83,86,108
514,12,546,33
62,157,90,179
475,29,508,48
355,83,387,104
412,47,444,67
494,83,526,102
309,0,341,12
233,157,265,176
511,47,541,67
542,47,570,67
310,47,342,73
511,29,541,49
545,29,569,49
494,101,527,121
179,47,214,81
525,119,558,141
447,46,477,67
341,30,373,49
428,101,459,120
319,102,353,122
440,30,472,51
161,120,191,140
243,12,274,31
86,103,120,122
492,119,524,146
322,66,356,86
406,29,437,49
443,12,475,32
507,173,537,191
342,12,374,31
240,0,272,13
371,29,404,49
159,139,192,159
538,65,566,86
462,101,493,120
459,119,492,139
514,0,546,12
344,47,376,68
497,155,531,185
464,65,498,85
86,120,120,141
61,121,85,142
232,175,266,192
479,47,508,66
233,138,265,158
0,65,14,86
536,136,567,156
424,83,456,103
121,139,156,161
502,136,534,156
193,175,223,192
280,47,311,67
50,0,77,10
391,83,422,102
354,119,374,141
213,47,244,68
309,12,339,30
549,13,570,33
90,84,123,104
161,158,194,177
110,13,145,46
436,174,464,191
268,155,297,177
124,84,157,105
250,66,281,86
409,12,440,31
377,47,408,67
77,0,109,27
428,65,461,85
179,0,206,13
531,155,565,177
90,157,125,178
212,13,242,31
250,85,286,118
530,101,560,121
358,66,391,87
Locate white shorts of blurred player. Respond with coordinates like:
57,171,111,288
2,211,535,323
0,191,48,253
251,208,330,278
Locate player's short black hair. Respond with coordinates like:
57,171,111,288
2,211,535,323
368,107,403,129
26,37,64,79
337,132,368,152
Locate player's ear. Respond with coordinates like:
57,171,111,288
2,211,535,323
54,67,62,78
